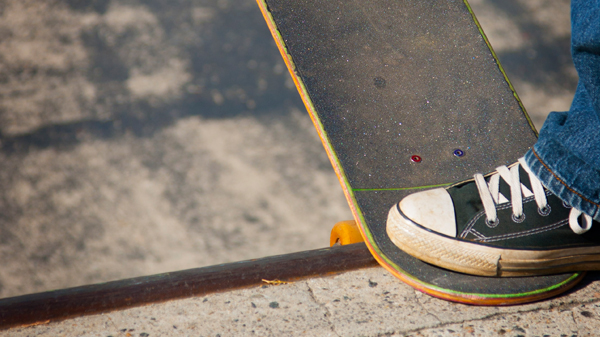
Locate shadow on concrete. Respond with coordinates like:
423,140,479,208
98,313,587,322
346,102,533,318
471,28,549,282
0,0,303,154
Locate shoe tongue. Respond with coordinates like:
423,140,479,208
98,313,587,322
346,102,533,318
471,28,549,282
497,165,533,201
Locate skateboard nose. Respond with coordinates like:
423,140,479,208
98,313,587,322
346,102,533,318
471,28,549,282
398,188,457,237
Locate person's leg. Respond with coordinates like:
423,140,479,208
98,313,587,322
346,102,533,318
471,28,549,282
525,0,600,221
385,0,600,277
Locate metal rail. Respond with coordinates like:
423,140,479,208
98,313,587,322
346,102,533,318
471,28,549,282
0,243,376,330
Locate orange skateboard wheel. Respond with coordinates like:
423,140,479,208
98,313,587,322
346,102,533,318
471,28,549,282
330,220,364,246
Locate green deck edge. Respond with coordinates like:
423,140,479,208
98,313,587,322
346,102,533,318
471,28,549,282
353,183,452,192
462,0,538,136
415,269,582,299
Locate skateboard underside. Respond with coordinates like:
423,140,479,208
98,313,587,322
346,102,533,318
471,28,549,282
257,0,584,304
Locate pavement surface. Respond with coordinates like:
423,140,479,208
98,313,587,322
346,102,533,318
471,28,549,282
1,0,595,335
5,267,600,336
0,0,351,298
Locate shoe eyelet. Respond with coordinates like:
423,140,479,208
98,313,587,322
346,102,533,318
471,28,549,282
562,200,572,208
538,205,551,216
512,213,526,223
485,218,499,228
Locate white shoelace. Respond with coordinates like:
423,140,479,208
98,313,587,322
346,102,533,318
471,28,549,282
473,158,593,234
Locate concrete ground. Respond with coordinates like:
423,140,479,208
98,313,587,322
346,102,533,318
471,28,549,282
0,0,592,335
6,267,600,336
0,0,352,298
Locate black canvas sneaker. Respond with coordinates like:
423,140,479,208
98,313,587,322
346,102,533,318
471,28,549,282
386,157,600,277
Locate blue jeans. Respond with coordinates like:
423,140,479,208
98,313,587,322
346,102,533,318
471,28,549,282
524,0,600,221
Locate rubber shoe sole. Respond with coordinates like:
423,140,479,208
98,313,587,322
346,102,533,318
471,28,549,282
387,203,600,277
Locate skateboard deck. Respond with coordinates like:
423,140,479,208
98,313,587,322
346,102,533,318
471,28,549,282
257,0,585,305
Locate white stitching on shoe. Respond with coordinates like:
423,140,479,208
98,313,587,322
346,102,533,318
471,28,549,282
461,192,584,243
460,201,516,238
461,193,558,239
478,219,568,243
468,229,487,240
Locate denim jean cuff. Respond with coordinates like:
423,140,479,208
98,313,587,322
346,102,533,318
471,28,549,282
525,145,600,221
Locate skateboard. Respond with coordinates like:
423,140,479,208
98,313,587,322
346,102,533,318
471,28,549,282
256,0,585,305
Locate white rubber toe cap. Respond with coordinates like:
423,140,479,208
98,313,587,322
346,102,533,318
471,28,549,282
399,188,457,237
